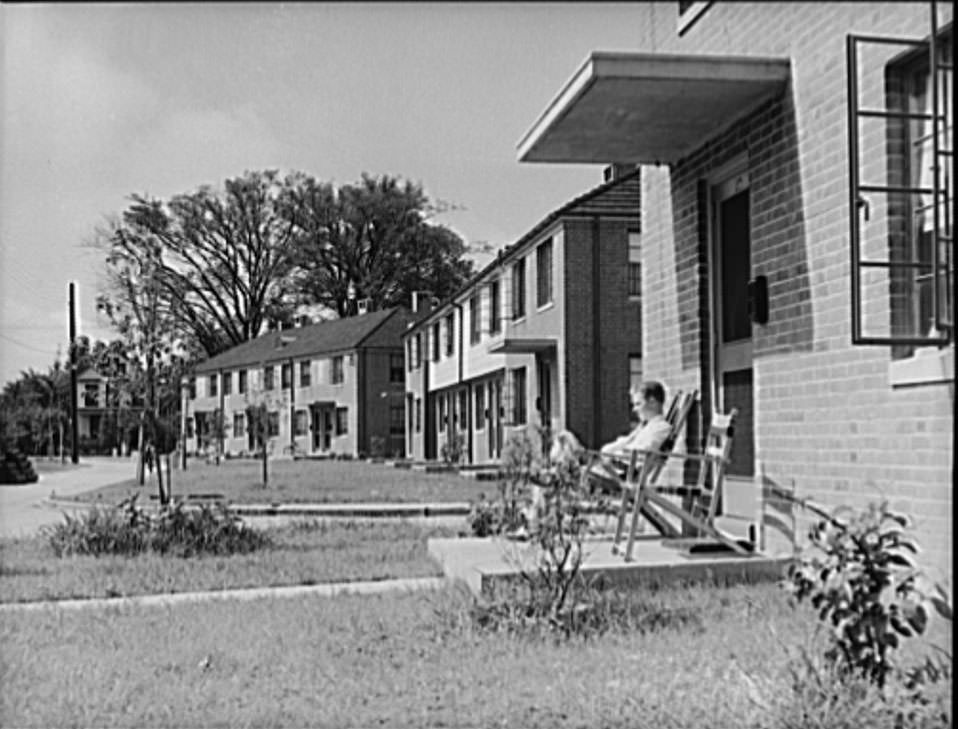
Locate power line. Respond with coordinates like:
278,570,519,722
0,332,61,356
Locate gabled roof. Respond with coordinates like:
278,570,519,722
406,168,641,335
194,307,409,373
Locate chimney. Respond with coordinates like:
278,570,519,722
412,290,434,313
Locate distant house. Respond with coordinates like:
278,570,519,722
75,368,143,454
188,307,416,459
404,167,642,463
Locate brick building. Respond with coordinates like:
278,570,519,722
404,168,643,463
189,308,414,459
517,2,953,579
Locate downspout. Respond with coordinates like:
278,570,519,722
288,356,295,454
422,342,430,460
591,215,602,449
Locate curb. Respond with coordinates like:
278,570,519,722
0,577,449,613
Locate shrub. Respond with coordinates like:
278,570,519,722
42,494,271,558
782,499,953,689
439,433,465,466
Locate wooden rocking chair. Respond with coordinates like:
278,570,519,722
611,408,751,561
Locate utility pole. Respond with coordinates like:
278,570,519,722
68,282,79,464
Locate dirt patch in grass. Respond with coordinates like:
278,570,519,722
0,583,951,728
70,459,490,505
0,520,458,603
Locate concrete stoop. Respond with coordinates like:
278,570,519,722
427,536,792,596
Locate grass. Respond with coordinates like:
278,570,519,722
0,582,951,728
0,520,459,603
70,458,491,505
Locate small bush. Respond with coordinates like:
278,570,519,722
782,499,953,689
440,433,465,466
43,494,271,558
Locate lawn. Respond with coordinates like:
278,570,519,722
0,520,459,603
70,458,492,505
0,581,950,728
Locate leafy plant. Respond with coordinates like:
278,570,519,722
439,433,465,466
42,493,271,558
782,500,953,688
465,429,541,537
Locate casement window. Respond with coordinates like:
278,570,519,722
536,238,553,308
445,314,455,356
389,404,405,435
512,258,526,320
847,31,953,357
233,413,245,438
335,407,348,435
488,279,501,334
432,322,441,361
331,356,345,384
281,363,292,389
222,372,232,396
209,374,218,398
300,361,311,387
389,353,404,383
267,411,280,437
629,355,643,396
677,1,712,35
628,231,642,298
263,366,274,391
469,295,481,344
294,410,308,437
238,369,248,394
475,386,485,431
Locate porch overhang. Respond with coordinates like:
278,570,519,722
487,337,557,355
308,400,337,409
517,51,791,165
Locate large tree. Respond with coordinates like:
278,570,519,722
285,173,474,317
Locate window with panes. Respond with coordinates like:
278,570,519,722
628,231,642,298
222,372,232,396
536,238,553,308
263,366,274,391
389,353,404,383
294,410,308,436
335,407,348,435
267,411,280,437
512,258,526,319
389,404,405,435
238,369,247,394
209,374,218,397
444,314,455,356
281,363,292,389
233,412,245,438
432,322,440,361
331,356,344,384
300,361,311,387
469,295,481,344
488,279,501,334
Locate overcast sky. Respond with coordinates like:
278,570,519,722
0,2,649,385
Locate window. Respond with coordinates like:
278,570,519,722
335,407,348,435
300,360,311,387
445,314,455,356
188,378,196,400
415,334,422,368
469,295,481,344
222,372,232,396
233,412,245,438
209,374,218,398
432,322,441,361
414,397,422,433
488,279,501,334
407,339,414,372
267,411,280,437
294,409,308,436
848,33,953,355
82,383,99,408
458,390,468,432
281,363,292,389
628,231,642,298
475,386,485,430
389,353,404,383
238,369,247,394
629,355,643,396
512,367,527,424
331,356,344,384
389,404,405,435
536,238,553,308
512,258,526,319
677,1,711,35
263,366,274,391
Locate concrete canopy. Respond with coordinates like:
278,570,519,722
487,338,557,355
517,51,791,165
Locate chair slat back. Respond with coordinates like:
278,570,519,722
695,408,738,520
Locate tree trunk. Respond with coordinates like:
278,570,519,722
136,417,145,485
262,438,268,488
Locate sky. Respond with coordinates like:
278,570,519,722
0,2,651,385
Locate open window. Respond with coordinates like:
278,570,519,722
847,26,953,360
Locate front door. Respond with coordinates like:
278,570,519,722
321,409,334,451
536,355,553,455
712,170,755,479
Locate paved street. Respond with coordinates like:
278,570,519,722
0,457,136,539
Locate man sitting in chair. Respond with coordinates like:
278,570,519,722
587,380,672,495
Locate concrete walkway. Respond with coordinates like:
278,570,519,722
0,576,448,613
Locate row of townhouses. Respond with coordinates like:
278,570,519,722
98,2,950,579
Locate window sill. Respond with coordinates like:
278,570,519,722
536,302,555,314
510,316,527,325
889,345,954,388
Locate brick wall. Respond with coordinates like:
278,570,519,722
634,2,953,580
